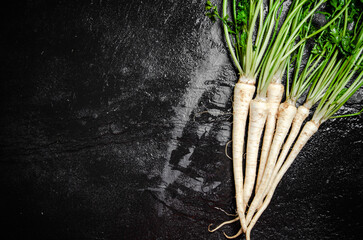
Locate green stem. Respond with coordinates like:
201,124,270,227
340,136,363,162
281,1,352,62
223,0,243,75
330,108,363,119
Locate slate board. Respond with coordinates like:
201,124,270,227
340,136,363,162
1,1,362,239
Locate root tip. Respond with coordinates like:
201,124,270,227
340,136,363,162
207,217,240,233
222,228,243,239
207,224,214,233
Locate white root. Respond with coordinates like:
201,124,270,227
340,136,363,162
225,140,232,160
208,217,240,233
271,105,310,184
214,206,238,216
232,80,255,232
223,228,243,239
243,97,268,208
246,101,297,223
246,121,320,237
256,82,284,191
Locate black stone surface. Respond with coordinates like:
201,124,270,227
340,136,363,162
1,1,362,240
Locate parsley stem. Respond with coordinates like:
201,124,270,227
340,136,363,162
222,0,243,75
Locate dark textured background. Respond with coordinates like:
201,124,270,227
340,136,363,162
1,0,362,239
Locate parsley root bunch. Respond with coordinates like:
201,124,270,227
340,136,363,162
206,0,362,239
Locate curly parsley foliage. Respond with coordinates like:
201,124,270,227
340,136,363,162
205,1,236,34
313,0,363,56
236,0,249,26
205,0,250,68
